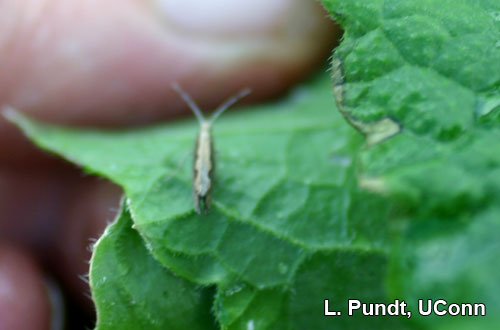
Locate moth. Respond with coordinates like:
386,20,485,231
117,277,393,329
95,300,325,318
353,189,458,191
172,83,251,214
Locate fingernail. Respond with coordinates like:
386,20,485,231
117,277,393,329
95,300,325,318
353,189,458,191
151,0,289,38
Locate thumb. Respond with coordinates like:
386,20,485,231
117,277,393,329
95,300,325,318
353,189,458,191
0,0,338,164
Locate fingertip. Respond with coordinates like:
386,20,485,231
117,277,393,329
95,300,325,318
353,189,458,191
0,245,53,330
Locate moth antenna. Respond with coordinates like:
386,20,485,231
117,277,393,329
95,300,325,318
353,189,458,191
209,88,251,123
171,82,205,123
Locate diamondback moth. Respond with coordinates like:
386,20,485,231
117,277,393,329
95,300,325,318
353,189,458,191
172,83,251,214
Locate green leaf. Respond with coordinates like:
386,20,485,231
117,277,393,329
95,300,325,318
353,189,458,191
326,0,500,328
89,201,216,330
7,75,400,329
389,206,500,330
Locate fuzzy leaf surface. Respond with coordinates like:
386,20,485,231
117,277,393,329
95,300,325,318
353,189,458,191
324,0,500,328
9,76,401,329
89,202,216,330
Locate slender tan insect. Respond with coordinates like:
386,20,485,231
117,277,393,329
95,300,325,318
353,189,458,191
172,83,251,214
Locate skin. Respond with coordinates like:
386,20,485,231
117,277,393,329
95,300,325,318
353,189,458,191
0,246,51,330
0,0,341,328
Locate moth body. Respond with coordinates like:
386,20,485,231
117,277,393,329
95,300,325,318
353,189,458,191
172,83,250,214
193,122,214,214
